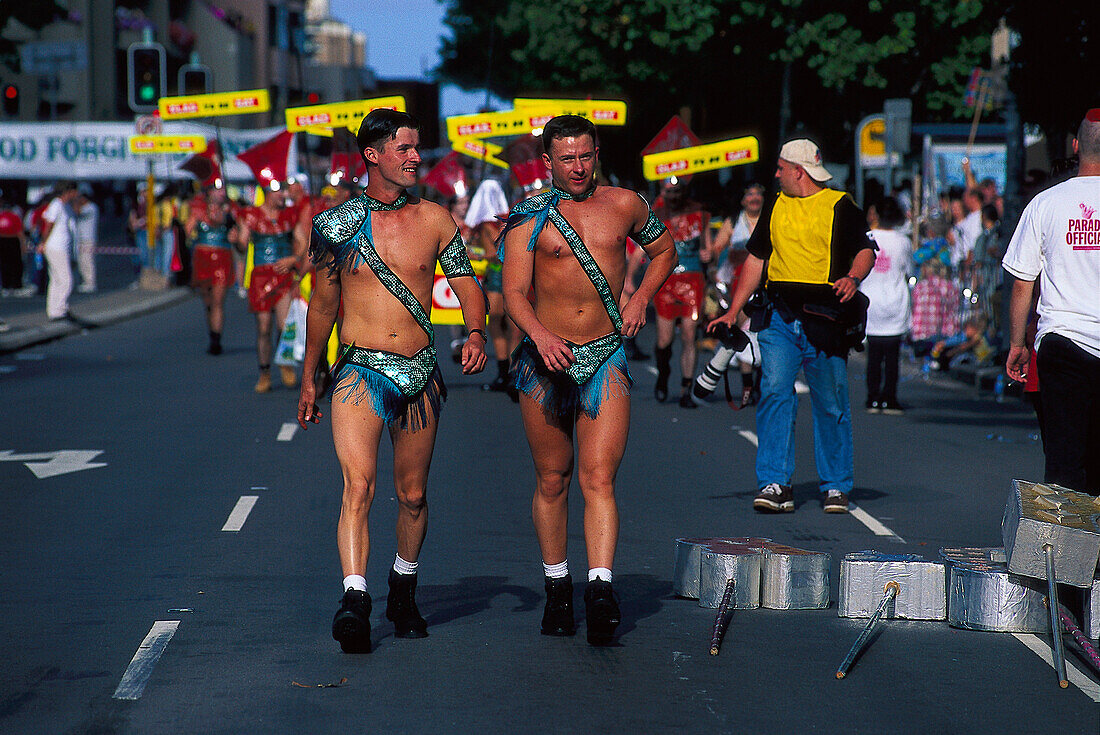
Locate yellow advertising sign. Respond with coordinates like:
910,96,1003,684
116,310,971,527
129,135,208,154
285,96,407,133
642,136,759,181
513,98,627,126
446,101,627,142
158,90,271,119
451,138,508,169
857,116,899,167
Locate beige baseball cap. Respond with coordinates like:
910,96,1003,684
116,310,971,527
779,139,832,182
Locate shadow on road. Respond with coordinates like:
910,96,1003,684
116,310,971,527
420,575,541,627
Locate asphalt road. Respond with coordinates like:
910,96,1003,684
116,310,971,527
1,293,1097,734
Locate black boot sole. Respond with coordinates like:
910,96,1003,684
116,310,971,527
586,614,620,646
332,614,371,653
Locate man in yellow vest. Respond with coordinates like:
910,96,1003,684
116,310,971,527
709,139,876,514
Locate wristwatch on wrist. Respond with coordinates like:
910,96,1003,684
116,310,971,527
847,275,861,287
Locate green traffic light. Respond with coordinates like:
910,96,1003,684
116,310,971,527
139,85,156,102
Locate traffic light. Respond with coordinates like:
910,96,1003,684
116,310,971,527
178,64,212,96
306,91,320,104
2,83,18,117
127,42,166,113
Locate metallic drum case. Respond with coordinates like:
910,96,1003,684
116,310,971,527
940,547,1047,633
839,551,946,620
760,543,831,610
673,537,770,599
1086,576,1100,640
698,541,763,609
1002,479,1100,588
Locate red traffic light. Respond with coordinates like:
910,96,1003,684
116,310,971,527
307,92,320,104
3,84,17,100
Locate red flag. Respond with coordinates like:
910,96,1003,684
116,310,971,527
421,152,468,198
641,116,701,157
178,139,222,188
236,130,294,188
508,135,549,192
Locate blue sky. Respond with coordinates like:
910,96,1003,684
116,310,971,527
329,0,504,117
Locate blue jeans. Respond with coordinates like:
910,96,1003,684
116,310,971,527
755,314,853,494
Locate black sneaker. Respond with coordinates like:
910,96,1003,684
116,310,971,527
753,483,794,513
880,400,905,416
541,575,576,636
865,398,881,414
584,579,621,646
654,371,669,402
385,570,428,639
332,589,372,653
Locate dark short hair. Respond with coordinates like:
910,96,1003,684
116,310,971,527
980,203,999,223
357,109,420,164
875,196,906,229
542,115,598,154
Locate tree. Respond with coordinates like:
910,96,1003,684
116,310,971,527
436,1,1002,182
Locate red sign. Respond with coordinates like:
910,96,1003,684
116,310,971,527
165,102,199,116
655,160,688,175
457,122,492,137
234,96,261,109
641,116,701,157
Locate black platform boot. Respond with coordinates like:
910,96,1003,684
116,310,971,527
386,570,428,638
584,579,621,646
654,345,672,402
541,575,576,636
332,589,372,653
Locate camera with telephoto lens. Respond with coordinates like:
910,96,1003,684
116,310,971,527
710,322,750,353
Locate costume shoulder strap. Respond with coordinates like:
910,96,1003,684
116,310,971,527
309,197,367,272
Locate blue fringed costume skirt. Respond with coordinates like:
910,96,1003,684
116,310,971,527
511,335,632,420
331,343,446,432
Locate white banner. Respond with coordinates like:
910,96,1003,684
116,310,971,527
0,121,299,182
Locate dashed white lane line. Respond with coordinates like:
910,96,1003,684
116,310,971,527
848,504,907,544
276,422,298,442
646,366,659,376
221,495,258,532
112,620,180,700
1012,633,1100,703
737,429,759,447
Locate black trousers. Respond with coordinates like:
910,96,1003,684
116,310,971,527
866,335,902,403
0,236,22,289
1037,333,1100,495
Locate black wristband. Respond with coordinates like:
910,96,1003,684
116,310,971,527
468,328,487,340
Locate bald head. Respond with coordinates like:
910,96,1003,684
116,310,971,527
1076,111,1100,163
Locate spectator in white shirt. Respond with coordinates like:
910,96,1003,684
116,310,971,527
74,190,99,293
38,182,79,320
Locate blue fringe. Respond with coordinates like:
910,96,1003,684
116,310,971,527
311,223,367,277
512,345,632,420
495,190,558,262
331,363,446,432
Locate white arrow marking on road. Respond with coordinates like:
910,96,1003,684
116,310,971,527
113,620,180,700
0,449,107,478
277,423,298,442
1012,633,1100,703
737,430,758,447
222,495,259,532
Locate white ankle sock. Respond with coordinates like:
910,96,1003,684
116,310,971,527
393,554,418,576
343,574,367,592
588,567,613,583
543,560,569,579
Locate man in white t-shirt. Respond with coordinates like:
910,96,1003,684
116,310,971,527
38,182,79,320
74,190,99,293
1003,109,1100,495
951,187,983,271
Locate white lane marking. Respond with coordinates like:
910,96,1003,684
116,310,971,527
646,366,658,376
737,430,758,447
112,620,180,700
0,365,15,374
848,503,907,543
221,495,258,532
15,353,44,361
1012,633,1100,703
0,449,107,478
276,423,298,442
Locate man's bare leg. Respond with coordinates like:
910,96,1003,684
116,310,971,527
519,393,577,635
519,394,575,564
330,398,386,652
575,391,629,645
575,392,629,570
383,411,440,638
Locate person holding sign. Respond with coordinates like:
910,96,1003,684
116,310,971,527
499,115,676,644
297,110,486,653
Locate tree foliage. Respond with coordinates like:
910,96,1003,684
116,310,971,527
437,0,1003,177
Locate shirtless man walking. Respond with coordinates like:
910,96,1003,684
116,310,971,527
297,110,487,653
500,115,676,644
